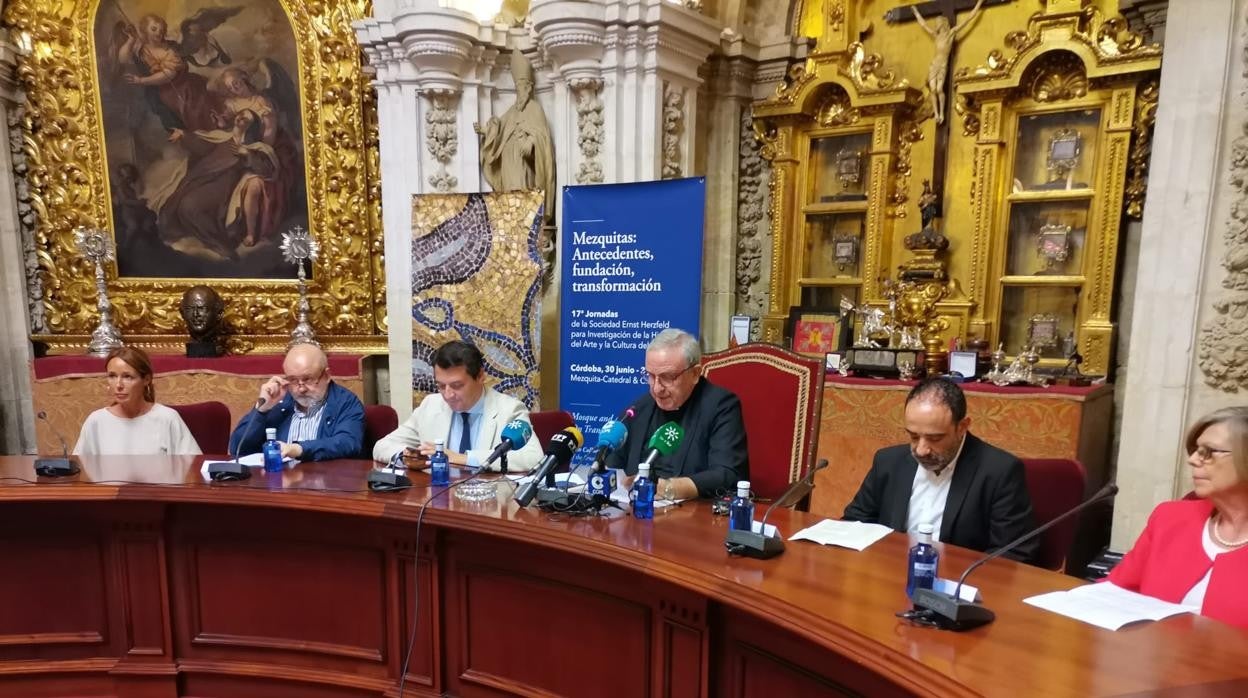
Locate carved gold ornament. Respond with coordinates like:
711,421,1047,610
3,0,383,353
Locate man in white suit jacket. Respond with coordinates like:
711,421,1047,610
372,340,543,472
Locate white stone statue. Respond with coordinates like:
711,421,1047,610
911,0,985,125
475,51,556,224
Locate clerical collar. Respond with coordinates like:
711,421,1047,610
659,377,705,423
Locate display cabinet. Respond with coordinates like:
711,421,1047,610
753,45,922,344
955,6,1160,375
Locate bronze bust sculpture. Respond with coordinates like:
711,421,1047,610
180,285,227,357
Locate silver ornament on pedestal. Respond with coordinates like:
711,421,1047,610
280,226,320,347
74,227,124,356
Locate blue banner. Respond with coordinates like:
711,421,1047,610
559,178,705,468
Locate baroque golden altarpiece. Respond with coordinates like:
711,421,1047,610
756,0,1160,376
3,0,384,353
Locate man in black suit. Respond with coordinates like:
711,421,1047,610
842,376,1038,562
605,328,748,500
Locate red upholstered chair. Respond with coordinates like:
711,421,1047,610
1021,458,1088,571
168,401,231,455
364,404,399,458
530,410,575,471
702,343,825,502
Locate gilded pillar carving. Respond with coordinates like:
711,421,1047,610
735,106,769,334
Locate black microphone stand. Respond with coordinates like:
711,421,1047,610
725,459,829,559
911,483,1119,631
34,411,78,477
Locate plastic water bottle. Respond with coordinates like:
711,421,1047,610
906,523,940,599
631,463,654,520
728,480,754,532
429,439,450,487
262,428,283,473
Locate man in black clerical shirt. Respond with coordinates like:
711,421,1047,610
605,328,748,499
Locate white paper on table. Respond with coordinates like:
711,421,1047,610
201,453,294,472
789,519,893,551
1023,582,1193,631
933,577,981,603
510,471,585,487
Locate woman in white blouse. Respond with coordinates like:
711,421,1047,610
73,346,202,456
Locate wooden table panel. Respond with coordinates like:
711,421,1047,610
0,456,1243,698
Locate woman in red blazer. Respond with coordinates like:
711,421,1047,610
1108,407,1248,629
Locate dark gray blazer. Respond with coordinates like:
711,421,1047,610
842,433,1038,562
605,378,748,498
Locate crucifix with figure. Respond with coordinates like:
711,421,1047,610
887,0,1012,196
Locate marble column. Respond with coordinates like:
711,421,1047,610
0,34,35,454
1112,0,1242,548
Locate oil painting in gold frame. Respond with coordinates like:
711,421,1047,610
3,0,383,352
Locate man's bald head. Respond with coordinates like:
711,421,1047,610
283,343,330,408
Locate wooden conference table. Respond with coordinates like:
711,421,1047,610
0,457,1244,698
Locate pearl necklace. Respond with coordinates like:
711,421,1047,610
1208,513,1248,549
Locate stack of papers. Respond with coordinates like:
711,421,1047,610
789,519,893,551
1024,582,1193,630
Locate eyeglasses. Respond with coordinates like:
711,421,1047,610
645,364,694,388
1193,445,1233,462
284,370,326,388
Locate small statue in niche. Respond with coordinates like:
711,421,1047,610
904,180,949,252
475,51,557,225
180,285,227,357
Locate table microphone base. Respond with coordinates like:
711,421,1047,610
34,457,78,477
911,588,995,631
208,461,251,482
725,529,786,559
367,468,412,492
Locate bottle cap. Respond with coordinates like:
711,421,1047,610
435,439,445,448
265,427,277,439
917,523,935,535
637,463,650,475
736,480,751,496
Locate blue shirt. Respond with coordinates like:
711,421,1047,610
447,398,486,467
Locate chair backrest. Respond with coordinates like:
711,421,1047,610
1021,458,1088,571
530,410,575,471
702,342,825,501
168,401,232,455
364,404,399,458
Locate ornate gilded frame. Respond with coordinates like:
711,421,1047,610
954,2,1161,375
3,0,384,353
752,42,923,345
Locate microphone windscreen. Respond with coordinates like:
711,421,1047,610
544,427,584,464
645,421,685,455
596,420,628,450
501,420,532,447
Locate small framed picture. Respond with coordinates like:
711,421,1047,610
949,350,978,379
825,352,843,373
792,313,844,357
730,315,752,347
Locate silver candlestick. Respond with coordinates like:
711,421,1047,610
74,227,124,356
280,226,320,347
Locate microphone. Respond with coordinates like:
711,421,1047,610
514,426,584,507
725,458,828,559
367,451,413,492
483,420,532,472
34,411,79,477
911,482,1120,631
586,419,628,499
641,421,685,469
209,402,268,482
